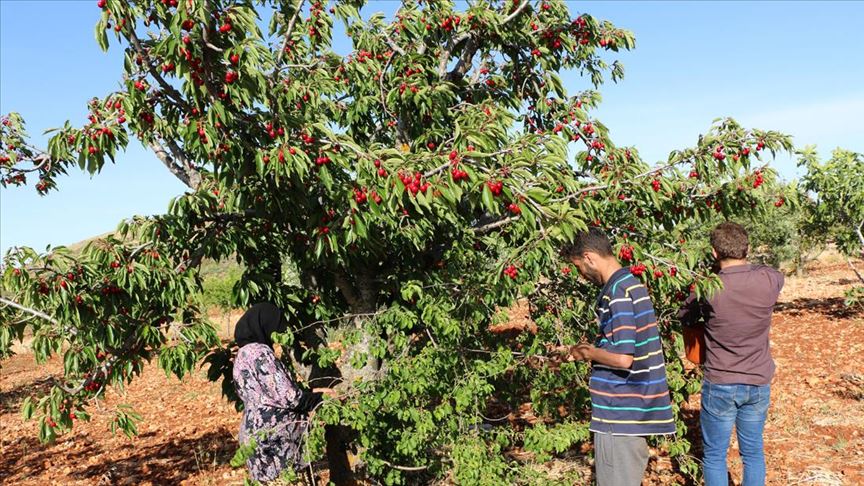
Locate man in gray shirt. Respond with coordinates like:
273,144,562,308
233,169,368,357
679,222,784,486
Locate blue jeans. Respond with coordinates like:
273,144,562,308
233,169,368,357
700,380,770,486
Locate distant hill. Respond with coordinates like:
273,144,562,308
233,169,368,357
65,232,242,279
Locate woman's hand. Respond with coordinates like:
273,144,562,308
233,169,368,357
313,387,339,399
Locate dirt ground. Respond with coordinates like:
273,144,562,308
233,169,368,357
1,264,863,485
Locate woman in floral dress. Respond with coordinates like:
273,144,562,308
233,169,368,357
233,302,323,483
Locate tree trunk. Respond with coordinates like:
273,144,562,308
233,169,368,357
312,267,380,485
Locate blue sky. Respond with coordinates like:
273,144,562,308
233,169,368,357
2,1,863,255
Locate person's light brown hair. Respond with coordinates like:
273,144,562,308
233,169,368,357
710,222,749,260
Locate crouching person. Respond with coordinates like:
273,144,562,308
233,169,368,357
233,302,328,483
560,228,676,486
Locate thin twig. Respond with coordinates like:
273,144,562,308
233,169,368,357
0,297,73,334
474,215,521,234
125,25,189,110
276,0,306,64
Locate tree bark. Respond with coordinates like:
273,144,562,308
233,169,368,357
306,266,380,485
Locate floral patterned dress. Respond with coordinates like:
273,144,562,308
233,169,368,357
233,342,315,482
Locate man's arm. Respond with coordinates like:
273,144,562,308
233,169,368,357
571,291,639,369
572,344,633,369
677,293,703,327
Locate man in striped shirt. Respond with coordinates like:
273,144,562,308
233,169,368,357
560,228,676,486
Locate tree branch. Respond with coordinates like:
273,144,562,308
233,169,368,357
847,258,864,285
383,30,406,57
438,33,472,78
474,215,521,234
125,26,189,110
441,1,529,81
503,0,531,24
0,297,75,335
380,459,429,472
147,139,201,189
378,52,408,144
857,219,864,255
276,0,306,64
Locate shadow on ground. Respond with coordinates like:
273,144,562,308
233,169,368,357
71,427,237,484
775,296,863,319
0,427,237,485
0,376,54,414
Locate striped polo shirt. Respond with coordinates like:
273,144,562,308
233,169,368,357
588,267,676,436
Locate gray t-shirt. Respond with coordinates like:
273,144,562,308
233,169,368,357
679,264,785,385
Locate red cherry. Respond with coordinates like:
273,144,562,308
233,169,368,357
97,0,106,8
224,70,238,84
503,265,518,279
181,19,194,30
219,23,232,33
618,245,633,262
230,54,240,65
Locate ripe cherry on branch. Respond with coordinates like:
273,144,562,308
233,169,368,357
486,180,504,196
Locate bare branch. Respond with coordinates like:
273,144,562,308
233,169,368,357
204,41,224,53
848,258,864,285
378,52,408,144
474,215,521,234
438,33,472,77
125,26,189,110
446,37,479,82
147,139,201,189
383,30,407,57
276,0,306,64
380,459,429,472
857,219,864,254
502,0,531,25
0,297,74,335
441,1,529,81
4,152,56,175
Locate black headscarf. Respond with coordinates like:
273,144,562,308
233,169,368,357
234,302,287,348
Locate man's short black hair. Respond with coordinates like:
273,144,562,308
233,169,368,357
560,227,614,259
711,221,749,260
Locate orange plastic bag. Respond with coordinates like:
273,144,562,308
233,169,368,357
683,324,706,365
